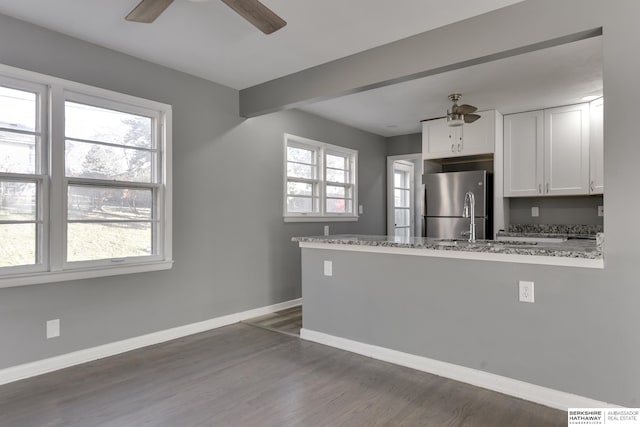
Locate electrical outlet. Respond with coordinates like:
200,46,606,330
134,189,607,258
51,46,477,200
598,206,604,217
358,204,364,215
323,260,333,276
46,319,60,339
519,281,535,303
531,207,539,217
324,225,329,236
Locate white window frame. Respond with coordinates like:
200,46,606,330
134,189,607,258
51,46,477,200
284,133,358,222
0,75,49,278
0,63,172,288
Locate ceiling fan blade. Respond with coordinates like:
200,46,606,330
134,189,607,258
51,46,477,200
221,0,287,34
454,104,478,115
464,114,481,124
126,0,174,23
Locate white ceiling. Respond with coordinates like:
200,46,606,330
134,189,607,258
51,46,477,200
0,0,601,139
0,0,524,90
299,36,604,137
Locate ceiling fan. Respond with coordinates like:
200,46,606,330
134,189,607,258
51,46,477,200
125,0,287,34
446,93,480,127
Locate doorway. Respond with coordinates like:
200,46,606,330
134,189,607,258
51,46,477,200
387,154,423,238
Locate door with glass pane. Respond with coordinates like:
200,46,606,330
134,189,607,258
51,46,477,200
392,161,414,239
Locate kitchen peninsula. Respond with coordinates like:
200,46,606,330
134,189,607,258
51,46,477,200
293,224,608,409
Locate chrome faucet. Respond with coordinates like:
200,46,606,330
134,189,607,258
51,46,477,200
462,191,476,243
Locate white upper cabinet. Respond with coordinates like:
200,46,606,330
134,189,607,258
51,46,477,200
504,111,544,196
589,97,604,194
504,103,592,197
461,110,495,156
422,118,455,158
422,111,495,160
544,103,590,195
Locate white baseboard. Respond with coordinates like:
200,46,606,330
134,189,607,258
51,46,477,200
300,328,619,411
0,298,301,386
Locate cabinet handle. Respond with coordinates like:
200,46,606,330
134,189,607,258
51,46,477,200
457,143,461,152
590,181,595,192
451,144,455,153
538,184,542,194
546,183,550,193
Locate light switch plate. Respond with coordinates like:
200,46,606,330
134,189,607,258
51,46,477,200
531,207,539,217
46,319,60,339
323,260,333,276
358,205,363,215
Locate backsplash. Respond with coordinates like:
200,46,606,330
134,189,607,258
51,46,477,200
508,196,604,226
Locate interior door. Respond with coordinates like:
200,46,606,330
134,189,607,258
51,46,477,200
391,161,414,239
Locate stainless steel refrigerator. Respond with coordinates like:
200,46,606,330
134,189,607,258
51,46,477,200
423,170,491,240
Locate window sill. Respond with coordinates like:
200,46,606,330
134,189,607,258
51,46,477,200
284,216,359,223
0,260,174,289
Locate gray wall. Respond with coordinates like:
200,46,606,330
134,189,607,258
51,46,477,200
0,14,387,369
302,248,616,405
296,0,640,408
509,196,604,226
387,133,421,156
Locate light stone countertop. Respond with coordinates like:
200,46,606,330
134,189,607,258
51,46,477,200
292,234,602,260
506,224,603,235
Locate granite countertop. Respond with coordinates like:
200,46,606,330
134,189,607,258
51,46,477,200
497,224,603,240
292,234,603,260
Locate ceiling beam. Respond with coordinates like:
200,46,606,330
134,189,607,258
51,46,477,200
239,0,604,118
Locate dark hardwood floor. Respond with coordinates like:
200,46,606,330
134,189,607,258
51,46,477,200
243,305,302,336
0,322,566,426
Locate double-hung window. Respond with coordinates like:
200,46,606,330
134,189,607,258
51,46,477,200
0,78,46,273
64,94,163,264
0,64,172,288
284,134,357,222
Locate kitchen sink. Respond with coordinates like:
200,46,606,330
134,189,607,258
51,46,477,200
496,236,566,243
434,239,493,247
434,239,461,247
433,239,539,248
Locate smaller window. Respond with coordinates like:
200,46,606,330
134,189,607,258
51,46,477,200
284,134,358,222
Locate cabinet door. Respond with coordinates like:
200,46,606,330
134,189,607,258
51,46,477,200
589,97,604,194
459,110,495,156
422,118,455,160
503,111,544,197
544,104,590,195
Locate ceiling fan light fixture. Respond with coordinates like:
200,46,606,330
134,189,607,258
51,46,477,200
447,113,464,127
444,93,478,127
